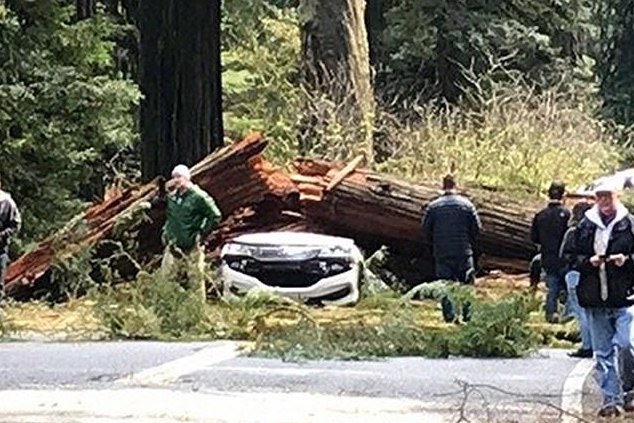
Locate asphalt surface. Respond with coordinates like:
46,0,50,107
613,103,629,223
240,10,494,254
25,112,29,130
0,341,602,422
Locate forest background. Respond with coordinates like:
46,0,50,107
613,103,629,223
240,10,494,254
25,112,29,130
1,0,634,253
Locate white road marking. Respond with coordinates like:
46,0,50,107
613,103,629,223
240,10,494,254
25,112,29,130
115,341,244,386
214,365,375,377
0,388,450,423
561,358,595,423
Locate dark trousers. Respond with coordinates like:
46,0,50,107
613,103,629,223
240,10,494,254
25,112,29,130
0,253,7,300
435,255,475,323
435,255,475,284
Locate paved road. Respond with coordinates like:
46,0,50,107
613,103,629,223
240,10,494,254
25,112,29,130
0,341,600,422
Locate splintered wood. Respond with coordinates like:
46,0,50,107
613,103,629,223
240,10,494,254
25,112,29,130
6,132,298,298
7,133,538,299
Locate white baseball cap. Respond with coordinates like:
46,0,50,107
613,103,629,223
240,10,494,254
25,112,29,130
171,164,191,180
593,177,621,194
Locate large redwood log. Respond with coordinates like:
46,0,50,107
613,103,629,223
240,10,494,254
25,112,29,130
6,132,298,299
293,159,542,273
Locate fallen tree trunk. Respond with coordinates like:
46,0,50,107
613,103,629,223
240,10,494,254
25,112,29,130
293,159,541,274
6,132,298,299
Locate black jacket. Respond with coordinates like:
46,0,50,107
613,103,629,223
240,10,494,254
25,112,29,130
0,191,20,254
530,202,570,272
572,205,634,308
559,226,577,273
421,193,481,259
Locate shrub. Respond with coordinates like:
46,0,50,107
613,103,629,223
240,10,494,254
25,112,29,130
251,292,541,360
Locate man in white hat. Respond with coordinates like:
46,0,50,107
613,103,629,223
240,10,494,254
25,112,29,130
160,164,222,301
572,178,634,417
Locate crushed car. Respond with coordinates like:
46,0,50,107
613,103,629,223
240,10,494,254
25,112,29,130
219,231,363,306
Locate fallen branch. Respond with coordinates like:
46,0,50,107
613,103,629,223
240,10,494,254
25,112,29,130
6,132,298,299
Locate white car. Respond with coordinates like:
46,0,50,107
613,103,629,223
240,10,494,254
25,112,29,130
220,231,363,306
573,168,634,196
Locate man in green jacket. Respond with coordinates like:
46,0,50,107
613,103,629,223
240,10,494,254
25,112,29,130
160,164,222,300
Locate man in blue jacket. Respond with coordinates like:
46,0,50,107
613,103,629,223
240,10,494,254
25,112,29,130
421,174,481,322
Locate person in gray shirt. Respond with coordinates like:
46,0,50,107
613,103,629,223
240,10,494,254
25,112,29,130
0,177,21,300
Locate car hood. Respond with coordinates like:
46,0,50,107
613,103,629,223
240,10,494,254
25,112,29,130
229,231,356,248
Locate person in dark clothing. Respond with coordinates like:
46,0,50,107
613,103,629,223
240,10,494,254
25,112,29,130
530,181,571,323
560,201,594,358
0,178,21,301
570,180,634,417
421,174,481,323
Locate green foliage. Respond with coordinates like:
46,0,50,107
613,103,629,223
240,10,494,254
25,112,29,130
459,293,541,358
91,269,212,340
378,0,597,102
221,0,302,163
251,292,541,360
50,244,96,300
375,80,621,194
0,1,139,247
595,0,634,137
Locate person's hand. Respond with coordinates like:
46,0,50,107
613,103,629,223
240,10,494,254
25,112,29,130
609,253,628,267
590,255,604,267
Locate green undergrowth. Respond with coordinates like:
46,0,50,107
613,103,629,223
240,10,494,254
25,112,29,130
82,268,548,360
10,234,577,358
250,290,542,361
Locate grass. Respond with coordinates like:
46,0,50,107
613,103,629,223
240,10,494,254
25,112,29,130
0,272,580,358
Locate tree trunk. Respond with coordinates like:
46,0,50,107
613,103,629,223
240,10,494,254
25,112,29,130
293,159,541,262
75,0,95,20
365,0,388,67
139,0,223,181
299,0,375,162
5,133,293,300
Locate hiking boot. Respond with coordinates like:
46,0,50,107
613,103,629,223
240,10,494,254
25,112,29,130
624,395,634,412
598,405,623,418
568,348,593,358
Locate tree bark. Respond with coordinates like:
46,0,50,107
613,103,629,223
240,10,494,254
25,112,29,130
5,133,295,300
293,159,541,262
75,0,95,20
365,0,388,67
139,0,223,181
299,0,375,162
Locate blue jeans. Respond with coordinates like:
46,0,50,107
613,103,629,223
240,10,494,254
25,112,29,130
545,270,565,320
587,306,634,407
436,256,474,323
565,271,592,350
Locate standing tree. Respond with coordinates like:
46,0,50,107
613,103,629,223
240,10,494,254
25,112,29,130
596,0,634,130
75,0,95,20
138,0,223,181
299,0,375,162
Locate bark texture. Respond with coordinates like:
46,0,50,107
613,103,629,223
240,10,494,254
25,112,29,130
5,133,296,299
299,0,375,161
139,0,223,181
293,159,540,263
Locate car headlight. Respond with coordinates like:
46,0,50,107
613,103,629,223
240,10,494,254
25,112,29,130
221,243,253,257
